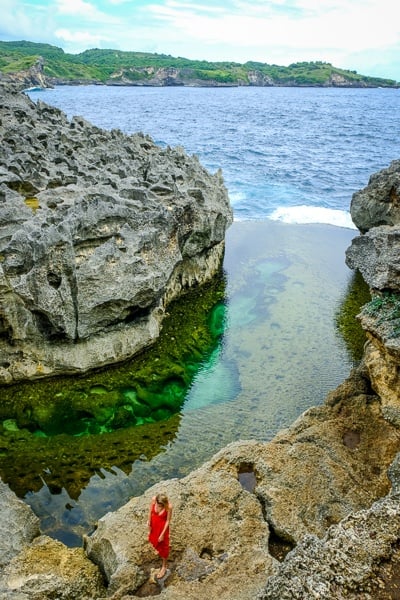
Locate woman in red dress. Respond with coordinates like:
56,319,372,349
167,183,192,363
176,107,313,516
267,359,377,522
147,492,172,579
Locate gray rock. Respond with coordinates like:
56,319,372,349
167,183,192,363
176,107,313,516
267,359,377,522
0,478,40,569
259,493,400,600
350,159,400,233
0,535,106,600
0,86,232,383
345,224,400,291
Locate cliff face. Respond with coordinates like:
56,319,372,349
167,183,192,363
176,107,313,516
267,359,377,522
346,160,400,419
0,58,48,91
0,85,232,384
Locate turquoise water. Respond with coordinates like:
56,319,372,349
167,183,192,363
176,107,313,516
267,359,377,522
3,86,382,544
1,219,366,546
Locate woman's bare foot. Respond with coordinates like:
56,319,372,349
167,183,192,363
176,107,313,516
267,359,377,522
156,567,166,579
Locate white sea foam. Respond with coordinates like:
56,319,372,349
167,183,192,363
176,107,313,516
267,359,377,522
268,205,357,229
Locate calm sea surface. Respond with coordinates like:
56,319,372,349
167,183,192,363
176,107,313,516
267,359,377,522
12,86,399,544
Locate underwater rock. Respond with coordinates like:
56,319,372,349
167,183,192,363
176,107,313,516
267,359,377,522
0,85,232,383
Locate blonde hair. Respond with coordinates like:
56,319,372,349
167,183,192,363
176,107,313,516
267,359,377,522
156,493,169,508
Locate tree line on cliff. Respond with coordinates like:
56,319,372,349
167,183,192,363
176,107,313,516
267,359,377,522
0,39,398,87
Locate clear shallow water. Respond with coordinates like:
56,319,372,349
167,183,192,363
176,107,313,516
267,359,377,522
13,221,363,546
5,86,393,544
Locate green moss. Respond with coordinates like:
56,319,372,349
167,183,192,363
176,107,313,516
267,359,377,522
0,273,227,497
335,270,371,362
0,273,226,435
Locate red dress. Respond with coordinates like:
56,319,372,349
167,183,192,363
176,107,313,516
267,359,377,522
148,503,170,559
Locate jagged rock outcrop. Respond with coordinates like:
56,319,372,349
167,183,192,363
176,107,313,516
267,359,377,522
349,159,400,234
0,86,232,383
0,535,106,600
0,57,48,91
260,491,400,600
1,96,400,600
0,478,105,598
346,160,400,415
2,362,399,599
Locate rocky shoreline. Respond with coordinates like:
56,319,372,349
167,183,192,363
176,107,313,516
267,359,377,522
1,82,400,598
0,83,232,384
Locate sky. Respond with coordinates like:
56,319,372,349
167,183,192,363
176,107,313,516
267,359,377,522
2,0,400,81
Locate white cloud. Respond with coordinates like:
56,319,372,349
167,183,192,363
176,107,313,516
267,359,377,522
55,0,120,23
55,28,107,46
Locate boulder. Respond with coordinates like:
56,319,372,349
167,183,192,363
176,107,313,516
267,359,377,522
345,225,400,292
85,469,273,600
260,491,400,600
0,86,232,383
0,478,40,569
350,159,400,233
0,535,106,599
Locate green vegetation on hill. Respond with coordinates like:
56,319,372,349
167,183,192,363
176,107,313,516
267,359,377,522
0,40,397,87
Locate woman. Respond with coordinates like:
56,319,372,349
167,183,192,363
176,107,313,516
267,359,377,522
147,492,172,579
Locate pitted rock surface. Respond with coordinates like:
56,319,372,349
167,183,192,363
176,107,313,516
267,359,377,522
350,159,400,234
0,85,232,383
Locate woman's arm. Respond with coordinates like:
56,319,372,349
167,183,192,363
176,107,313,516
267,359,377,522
147,496,156,527
158,504,172,541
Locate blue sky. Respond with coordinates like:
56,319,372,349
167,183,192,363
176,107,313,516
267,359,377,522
2,0,399,80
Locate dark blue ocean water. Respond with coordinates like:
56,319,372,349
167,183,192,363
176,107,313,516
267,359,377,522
29,85,400,226
19,86,398,545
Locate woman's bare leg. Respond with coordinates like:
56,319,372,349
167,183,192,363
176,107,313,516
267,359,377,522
157,557,167,578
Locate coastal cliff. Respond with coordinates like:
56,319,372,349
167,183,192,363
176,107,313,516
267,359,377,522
0,84,232,384
0,41,397,89
1,94,400,598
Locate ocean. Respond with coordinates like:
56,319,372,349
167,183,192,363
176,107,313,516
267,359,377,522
10,85,399,545
28,85,400,225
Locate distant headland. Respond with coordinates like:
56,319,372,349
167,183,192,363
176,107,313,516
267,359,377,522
0,40,398,89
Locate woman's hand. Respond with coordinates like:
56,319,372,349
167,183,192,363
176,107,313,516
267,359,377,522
158,534,164,542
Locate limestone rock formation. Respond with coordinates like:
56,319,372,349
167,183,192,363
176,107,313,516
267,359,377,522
0,58,48,91
82,366,400,600
85,465,273,600
0,86,232,383
0,535,106,599
346,160,400,423
349,159,400,234
260,491,400,600
0,479,40,569
1,94,400,600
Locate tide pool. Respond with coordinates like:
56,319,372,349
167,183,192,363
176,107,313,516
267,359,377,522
0,219,369,545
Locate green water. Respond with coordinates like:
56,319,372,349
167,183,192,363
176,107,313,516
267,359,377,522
0,220,368,546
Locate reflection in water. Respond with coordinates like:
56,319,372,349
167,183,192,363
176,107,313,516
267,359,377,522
0,274,229,499
335,270,371,363
0,221,368,547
